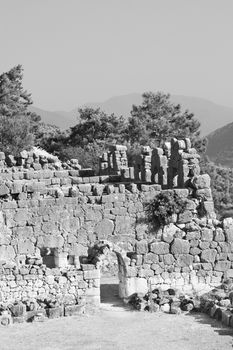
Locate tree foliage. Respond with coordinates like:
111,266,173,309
0,65,32,117
146,191,188,227
69,107,127,147
127,91,207,153
0,65,41,155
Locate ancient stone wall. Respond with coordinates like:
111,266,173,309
0,140,232,316
99,138,200,188
0,263,100,314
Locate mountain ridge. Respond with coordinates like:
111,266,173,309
29,94,233,136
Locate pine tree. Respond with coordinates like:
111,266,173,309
0,65,41,154
127,91,207,153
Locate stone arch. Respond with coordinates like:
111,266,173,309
88,240,128,299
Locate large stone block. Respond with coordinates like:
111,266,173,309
171,238,190,254
18,240,35,255
14,209,28,224
201,228,213,242
0,245,15,261
126,266,138,277
101,194,125,203
150,242,169,255
0,184,9,197
85,209,102,222
214,261,231,271
176,254,193,267
223,217,233,229
225,269,233,279
214,228,225,242
64,304,85,316
84,269,100,280
115,216,132,235
143,253,159,264
162,223,179,243
225,228,233,242
163,254,175,265
43,235,64,249
203,201,216,219
135,224,147,240
121,277,148,298
46,306,64,319
135,240,148,254
151,263,164,274
201,249,217,263
94,219,114,239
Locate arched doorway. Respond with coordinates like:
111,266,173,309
88,241,128,304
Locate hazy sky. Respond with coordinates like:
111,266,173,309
0,0,233,111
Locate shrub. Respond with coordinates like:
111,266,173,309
146,191,188,227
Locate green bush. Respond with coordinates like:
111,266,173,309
146,191,188,227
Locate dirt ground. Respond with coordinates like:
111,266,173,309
0,278,232,350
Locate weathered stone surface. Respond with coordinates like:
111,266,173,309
0,245,15,261
115,216,132,235
171,239,190,254
94,219,114,239
201,228,213,242
225,269,233,279
214,261,231,271
223,217,233,229
162,223,179,243
135,240,148,254
84,269,100,279
143,253,159,264
176,254,193,267
42,235,64,249
135,224,147,240
162,254,175,265
64,305,84,316
199,241,210,250
150,242,169,255
71,244,88,257
214,228,225,242
225,228,233,242
0,184,9,196
123,277,148,298
151,263,164,274
18,240,35,255
200,249,217,263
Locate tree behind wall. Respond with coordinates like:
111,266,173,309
127,91,207,154
0,65,41,154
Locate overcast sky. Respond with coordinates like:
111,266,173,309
0,0,233,111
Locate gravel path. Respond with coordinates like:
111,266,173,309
0,279,232,350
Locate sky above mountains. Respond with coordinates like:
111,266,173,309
1,0,233,111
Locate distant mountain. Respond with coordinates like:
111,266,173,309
29,106,78,130
30,94,233,136
85,94,233,136
206,122,233,167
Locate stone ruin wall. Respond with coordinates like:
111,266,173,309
99,138,200,188
0,139,233,317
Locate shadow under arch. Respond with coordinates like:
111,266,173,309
88,240,128,300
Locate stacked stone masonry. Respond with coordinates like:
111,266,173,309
0,139,231,319
100,138,200,188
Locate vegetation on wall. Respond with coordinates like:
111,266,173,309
146,191,188,227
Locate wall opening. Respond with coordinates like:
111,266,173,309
88,242,127,306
